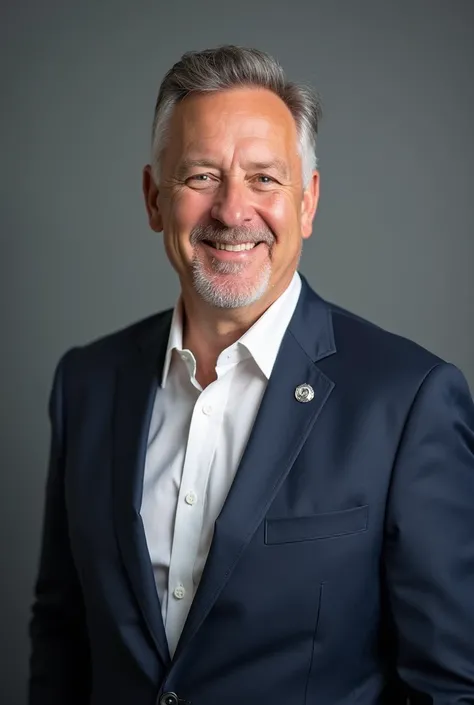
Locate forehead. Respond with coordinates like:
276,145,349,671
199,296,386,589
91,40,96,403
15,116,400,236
164,88,299,164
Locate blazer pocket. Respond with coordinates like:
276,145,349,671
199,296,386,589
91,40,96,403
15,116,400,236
264,505,369,545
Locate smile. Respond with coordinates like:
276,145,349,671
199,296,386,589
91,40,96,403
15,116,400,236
205,241,258,252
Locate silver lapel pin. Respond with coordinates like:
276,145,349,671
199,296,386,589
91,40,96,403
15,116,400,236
295,383,315,403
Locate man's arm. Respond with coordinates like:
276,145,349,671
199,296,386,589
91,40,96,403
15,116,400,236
385,362,474,703
29,352,91,705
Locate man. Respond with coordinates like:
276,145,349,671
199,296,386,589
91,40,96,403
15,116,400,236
29,45,474,705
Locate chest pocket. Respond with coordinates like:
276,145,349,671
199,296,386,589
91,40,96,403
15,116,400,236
264,504,369,545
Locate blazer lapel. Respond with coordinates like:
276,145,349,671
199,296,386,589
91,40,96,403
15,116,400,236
112,311,173,667
173,279,337,662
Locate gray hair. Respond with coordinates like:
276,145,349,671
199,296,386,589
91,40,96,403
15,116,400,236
150,45,322,186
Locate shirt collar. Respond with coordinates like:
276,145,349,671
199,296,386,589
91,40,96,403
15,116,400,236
161,271,302,387
161,301,186,388
237,271,301,378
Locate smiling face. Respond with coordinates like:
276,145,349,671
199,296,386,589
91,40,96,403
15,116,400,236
143,87,319,312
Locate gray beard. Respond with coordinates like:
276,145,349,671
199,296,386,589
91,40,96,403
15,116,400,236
191,253,272,309
189,223,276,309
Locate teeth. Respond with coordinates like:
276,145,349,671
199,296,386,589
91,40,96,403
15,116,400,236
212,242,256,251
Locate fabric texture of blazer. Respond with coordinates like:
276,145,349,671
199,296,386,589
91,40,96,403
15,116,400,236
29,275,474,705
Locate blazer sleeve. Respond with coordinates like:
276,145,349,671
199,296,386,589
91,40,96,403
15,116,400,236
29,351,92,705
384,362,474,702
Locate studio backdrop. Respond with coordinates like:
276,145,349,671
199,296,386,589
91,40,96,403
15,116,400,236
1,1,473,703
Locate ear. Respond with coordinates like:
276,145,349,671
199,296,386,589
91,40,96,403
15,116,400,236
301,170,320,240
142,164,163,233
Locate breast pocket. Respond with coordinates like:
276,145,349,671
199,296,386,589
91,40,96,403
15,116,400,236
264,504,369,545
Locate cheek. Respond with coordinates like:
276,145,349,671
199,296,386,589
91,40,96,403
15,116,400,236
161,192,211,270
166,190,210,231
259,192,300,241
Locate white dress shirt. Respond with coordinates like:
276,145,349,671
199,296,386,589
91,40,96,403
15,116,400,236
140,272,302,657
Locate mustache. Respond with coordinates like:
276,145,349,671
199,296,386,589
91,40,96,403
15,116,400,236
190,224,275,247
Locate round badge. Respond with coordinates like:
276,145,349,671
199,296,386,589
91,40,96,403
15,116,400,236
295,384,315,403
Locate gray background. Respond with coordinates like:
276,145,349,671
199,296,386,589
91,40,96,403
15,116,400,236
1,1,473,702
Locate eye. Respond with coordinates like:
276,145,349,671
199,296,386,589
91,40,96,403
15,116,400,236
254,174,278,185
190,173,209,181
185,173,218,189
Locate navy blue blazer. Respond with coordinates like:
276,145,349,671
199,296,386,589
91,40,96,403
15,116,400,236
29,276,474,705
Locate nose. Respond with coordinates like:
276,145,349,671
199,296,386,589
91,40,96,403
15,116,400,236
210,178,254,228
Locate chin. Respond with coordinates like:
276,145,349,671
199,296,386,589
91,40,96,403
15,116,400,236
193,268,271,310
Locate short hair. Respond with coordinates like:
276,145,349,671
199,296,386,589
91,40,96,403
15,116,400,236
150,45,322,185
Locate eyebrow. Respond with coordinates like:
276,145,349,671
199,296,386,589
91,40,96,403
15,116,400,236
174,158,220,180
244,159,289,179
174,157,290,180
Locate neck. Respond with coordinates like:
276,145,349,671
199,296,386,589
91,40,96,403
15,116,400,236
180,275,293,386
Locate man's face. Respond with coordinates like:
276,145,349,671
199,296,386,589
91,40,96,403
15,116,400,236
143,87,319,310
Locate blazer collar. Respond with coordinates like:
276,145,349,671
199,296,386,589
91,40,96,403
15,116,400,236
287,273,336,363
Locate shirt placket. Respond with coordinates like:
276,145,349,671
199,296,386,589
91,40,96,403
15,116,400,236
165,372,230,655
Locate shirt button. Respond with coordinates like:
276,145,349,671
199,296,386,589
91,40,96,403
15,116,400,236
173,585,186,600
185,491,197,506
202,404,213,415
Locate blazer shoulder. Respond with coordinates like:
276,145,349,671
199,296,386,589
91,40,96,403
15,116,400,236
326,300,445,378
62,308,173,371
